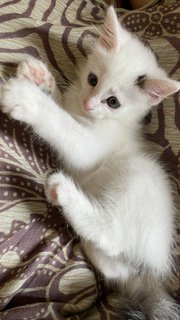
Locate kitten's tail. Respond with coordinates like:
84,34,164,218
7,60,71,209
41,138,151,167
121,300,179,320
113,286,180,319
117,298,146,320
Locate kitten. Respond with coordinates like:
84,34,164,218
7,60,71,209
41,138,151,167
0,6,180,320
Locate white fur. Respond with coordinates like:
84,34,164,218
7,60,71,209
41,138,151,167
0,7,179,319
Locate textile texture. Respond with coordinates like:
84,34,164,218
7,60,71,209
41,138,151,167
0,0,179,319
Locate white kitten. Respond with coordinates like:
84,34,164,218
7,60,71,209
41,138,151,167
1,6,180,319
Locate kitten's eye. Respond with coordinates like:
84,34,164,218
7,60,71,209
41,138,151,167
107,96,120,109
88,73,98,87
136,74,146,86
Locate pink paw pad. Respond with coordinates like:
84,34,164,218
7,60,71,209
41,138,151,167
40,69,45,76
29,66,45,84
30,67,35,75
48,184,59,203
17,59,55,94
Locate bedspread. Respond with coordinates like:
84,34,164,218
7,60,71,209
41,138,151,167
0,0,179,319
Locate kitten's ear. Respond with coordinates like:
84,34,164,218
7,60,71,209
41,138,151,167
142,78,180,105
99,6,129,52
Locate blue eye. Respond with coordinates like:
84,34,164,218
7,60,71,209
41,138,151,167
107,96,120,109
88,73,98,87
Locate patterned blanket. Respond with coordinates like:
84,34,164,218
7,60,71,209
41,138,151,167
0,0,179,319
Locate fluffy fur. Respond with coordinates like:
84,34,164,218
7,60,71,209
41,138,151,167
0,7,180,319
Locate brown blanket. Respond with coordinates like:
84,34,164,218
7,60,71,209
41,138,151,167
0,0,179,319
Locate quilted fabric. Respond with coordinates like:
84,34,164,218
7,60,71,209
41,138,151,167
0,0,179,319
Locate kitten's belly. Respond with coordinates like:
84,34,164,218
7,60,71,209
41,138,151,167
82,240,134,282
79,154,174,274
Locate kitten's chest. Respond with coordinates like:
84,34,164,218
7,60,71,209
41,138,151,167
77,155,129,198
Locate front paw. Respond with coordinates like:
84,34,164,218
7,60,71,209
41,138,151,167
17,57,56,95
0,78,38,123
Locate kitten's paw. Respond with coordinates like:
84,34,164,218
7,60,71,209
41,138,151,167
45,171,74,207
0,78,38,122
17,57,56,95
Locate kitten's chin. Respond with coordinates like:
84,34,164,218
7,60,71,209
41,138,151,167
82,105,104,120
88,111,104,120
82,108,97,119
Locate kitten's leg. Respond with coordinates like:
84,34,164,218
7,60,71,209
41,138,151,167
45,171,104,241
0,79,104,170
17,57,62,103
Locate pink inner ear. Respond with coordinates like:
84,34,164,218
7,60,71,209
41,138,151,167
99,7,120,52
143,79,180,101
99,19,119,51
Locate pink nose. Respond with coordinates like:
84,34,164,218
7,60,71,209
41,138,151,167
83,98,93,111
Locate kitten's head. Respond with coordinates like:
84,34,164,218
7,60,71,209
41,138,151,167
78,7,180,122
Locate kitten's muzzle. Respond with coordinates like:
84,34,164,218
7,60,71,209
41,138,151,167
83,97,98,111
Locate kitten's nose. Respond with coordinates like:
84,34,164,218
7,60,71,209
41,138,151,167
83,98,94,111
83,96,99,111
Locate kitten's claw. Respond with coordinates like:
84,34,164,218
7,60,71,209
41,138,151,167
17,57,56,94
